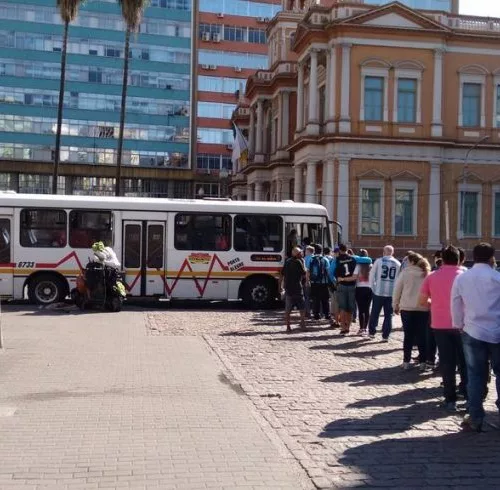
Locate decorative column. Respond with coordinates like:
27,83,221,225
305,160,317,204
427,161,442,249
294,163,303,201
247,183,254,201
255,100,264,154
431,49,444,137
296,62,304,133
249,108,255,157
337,158,350,243
325,44,336,133
254,181,263,201
282,91,290,147
339,44,351,133
307,50,320,135
322,159,335,220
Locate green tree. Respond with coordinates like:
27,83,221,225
53,0,81,194
115,0,148,196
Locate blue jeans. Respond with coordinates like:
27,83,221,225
368,295,393,338
462,332,500,424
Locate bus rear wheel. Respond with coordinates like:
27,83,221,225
28,274,66,306
242,277,276,309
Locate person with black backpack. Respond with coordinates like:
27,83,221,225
308,244,331,321
335,244,358,335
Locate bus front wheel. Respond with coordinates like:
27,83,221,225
28,274,67,306
241,277,276,309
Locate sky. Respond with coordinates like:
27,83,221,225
460,0,500,17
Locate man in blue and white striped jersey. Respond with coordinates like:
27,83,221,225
368,245,401,341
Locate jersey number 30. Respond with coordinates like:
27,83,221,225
381,265,397,280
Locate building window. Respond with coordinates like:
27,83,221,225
458,186,481,237
359,182,383,235
364,76,384,121
397,78,417,124
393,183,417,236
462,83,481,127
494,190,500,237
223,26,245,42
248,28,266,44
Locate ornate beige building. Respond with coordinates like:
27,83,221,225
231,0,500,255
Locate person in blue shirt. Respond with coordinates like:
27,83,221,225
308,244,331,321
303,245,315,318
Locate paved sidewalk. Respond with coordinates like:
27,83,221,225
149,309,500,489
0,306,309,490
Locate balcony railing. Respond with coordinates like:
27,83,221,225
306,3,500,34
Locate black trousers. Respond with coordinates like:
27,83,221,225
433,329,467,403
401,311,428,363
355,287,372,331
311,283,330,318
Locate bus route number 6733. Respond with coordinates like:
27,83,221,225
18,262,35,268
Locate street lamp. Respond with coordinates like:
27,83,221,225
460,135,490,239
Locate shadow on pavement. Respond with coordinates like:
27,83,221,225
346,386,441,409
310,338,371,351
336,430,500,488
319,401,451,439
320,365,432,386
333,347,401,358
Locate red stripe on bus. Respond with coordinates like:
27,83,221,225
36,251,84,270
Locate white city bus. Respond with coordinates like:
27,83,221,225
0,193,340,308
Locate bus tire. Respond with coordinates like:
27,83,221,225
241,277,277,309
28,273,67,306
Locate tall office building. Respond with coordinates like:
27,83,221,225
194,0,281,197
0,0,193,197
363,0,459,13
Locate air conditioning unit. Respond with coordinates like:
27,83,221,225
201,64,210,69
217,12,224,18
209,64,217,70
257,17,266,23
234,66,242,72
264,17,270,22
202,32,211,41
226,144,233,150
212,33,221,43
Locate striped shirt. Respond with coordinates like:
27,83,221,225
369,255,401,297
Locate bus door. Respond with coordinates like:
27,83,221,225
284,218,327,254
122,220,166,297
0,217,13,298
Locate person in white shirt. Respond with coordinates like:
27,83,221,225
368,245,401,341
451,242,500,432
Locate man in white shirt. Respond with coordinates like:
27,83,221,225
368,245,401,341
451,242,500,432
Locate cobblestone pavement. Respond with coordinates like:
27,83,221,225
0,306,309,490
148,309,500,489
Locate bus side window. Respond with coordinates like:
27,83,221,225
20,209,67,248
234,215,283,252
69,210,112,248
174,214,231,252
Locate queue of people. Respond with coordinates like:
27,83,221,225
280,240,500,432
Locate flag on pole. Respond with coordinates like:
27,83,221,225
231,122,248,167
